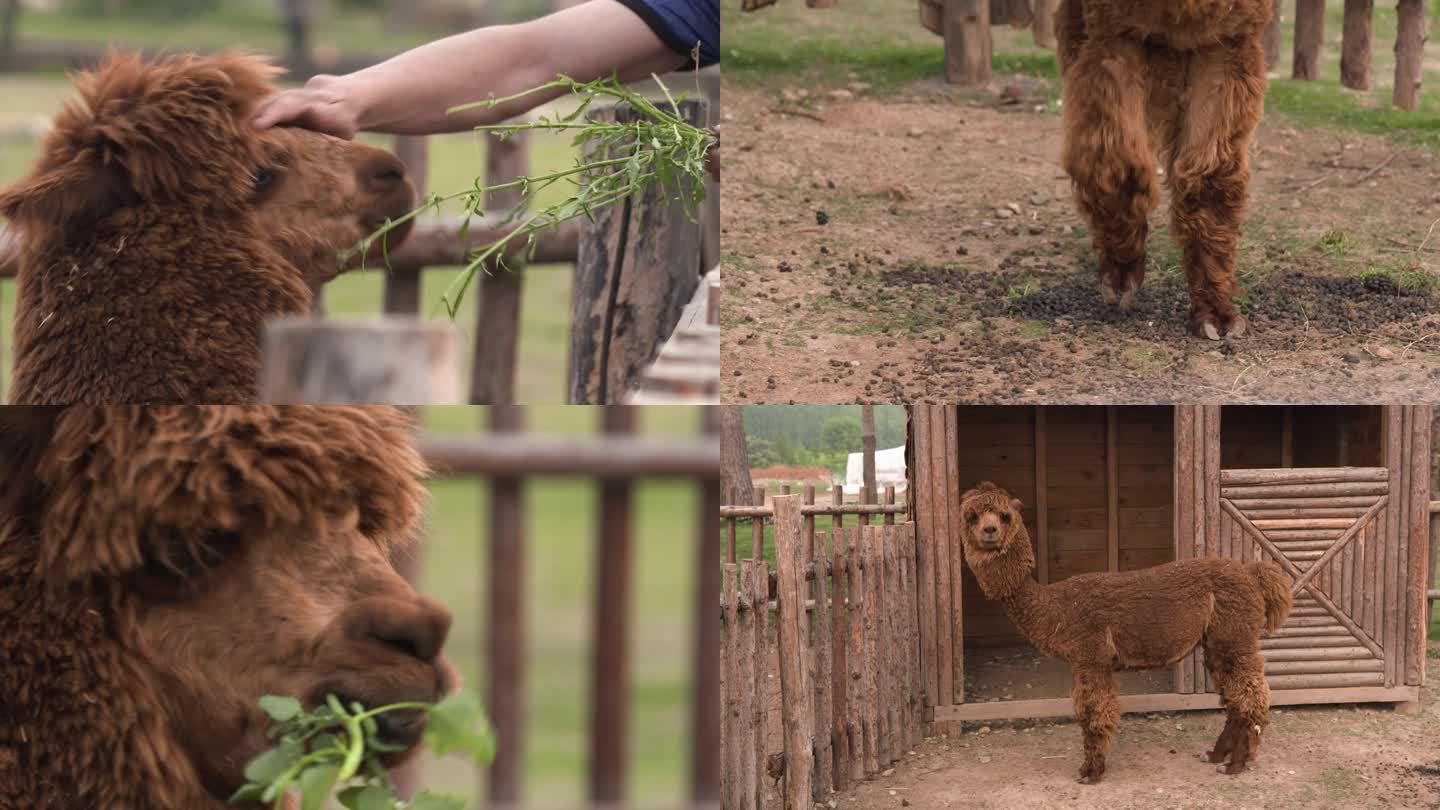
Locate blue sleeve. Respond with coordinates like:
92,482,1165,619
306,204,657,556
614,0,719,69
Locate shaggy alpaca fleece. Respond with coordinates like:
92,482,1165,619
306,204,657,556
0,51,415,405
959,482,1291,783
1056,0,1270,339
0,405,442,810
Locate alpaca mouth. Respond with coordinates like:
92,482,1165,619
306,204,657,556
978,538,1000,550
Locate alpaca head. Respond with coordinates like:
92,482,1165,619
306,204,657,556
958,481,1036,597
0,50,416,288
2,406,454,802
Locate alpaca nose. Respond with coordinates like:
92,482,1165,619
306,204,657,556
360,152,409,195
351,596,453,662
983,525,997,535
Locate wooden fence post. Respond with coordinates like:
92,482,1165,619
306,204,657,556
470,128,530,404
1032,0,1059,49
772,494,814,810
1393,0,1427,110
259,318,459,403
486,406,527,808
568,99,708,404
1340,0,1373,90
1292,0,1325,80
384,137,428,317
1262,0,1282,69
943,0,992,85
591,407,634,803
698,67,721,275
695,407,722,806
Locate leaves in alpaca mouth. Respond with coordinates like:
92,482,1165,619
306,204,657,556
230,691,494,810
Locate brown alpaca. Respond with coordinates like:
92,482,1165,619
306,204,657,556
0,51,416,405
1056,0,1270,339
0,405,454,810
958,482,1291,783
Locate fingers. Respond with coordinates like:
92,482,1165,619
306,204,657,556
250,90,307,130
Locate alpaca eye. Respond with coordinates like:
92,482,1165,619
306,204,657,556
1000,513,1012,523
965,512,977,524
253,167,279,192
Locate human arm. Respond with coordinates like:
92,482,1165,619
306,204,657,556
251,0,690,137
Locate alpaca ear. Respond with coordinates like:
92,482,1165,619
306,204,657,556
0,406,63,518
1011,498,1024,511
0,159,135,230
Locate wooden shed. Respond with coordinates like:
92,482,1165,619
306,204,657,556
906,404,1433,730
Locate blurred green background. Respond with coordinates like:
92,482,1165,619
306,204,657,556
402,405,708,807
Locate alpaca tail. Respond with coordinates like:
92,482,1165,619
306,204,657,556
1248,561,1293,633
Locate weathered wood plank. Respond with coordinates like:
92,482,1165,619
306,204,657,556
773,495,813,809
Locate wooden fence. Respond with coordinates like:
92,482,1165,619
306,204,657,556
412,406,720,809
910,0,1429,111
718,485,922,810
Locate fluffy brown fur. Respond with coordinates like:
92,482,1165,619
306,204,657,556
0,405,454,810
959,482,1292,783
0,51,416,405
1056,0,1270,339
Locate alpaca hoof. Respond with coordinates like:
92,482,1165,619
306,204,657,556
1202,750,1228,764
1099,282,1120,306
1199,314,1246,341
1203,321,1221,341
1223,761,1248,776
1077,774,1101,785
1227,315,1248,337
1117,280,1140,310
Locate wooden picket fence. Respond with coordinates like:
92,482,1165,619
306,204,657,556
413,407,721,808
719,486,923,810
905,0,1430,111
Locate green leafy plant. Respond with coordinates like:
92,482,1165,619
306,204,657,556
342,73,716,319
229,692,495,810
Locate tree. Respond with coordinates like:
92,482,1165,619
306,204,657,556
819,415,862,455
720,406,755,508
746,437,779,470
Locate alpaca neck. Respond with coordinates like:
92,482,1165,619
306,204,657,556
0,526,226,809
967,539,1059,651
8,229,309,404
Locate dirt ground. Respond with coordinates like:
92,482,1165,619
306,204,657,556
720,81,1440,403
762,643,1440,810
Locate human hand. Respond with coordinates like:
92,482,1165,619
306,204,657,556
250,74,361,139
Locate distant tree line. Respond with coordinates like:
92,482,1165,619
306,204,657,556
742,405,904,474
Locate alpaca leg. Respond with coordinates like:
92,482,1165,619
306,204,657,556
1071,667,1119,784
1060,38,1157,311
1165,39,1266,340
1209,651,1270,775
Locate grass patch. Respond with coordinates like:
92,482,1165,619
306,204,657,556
1317,228,1355,255
1317,767,1364,800
1265,79,1440,149
1018,320,1051,339
1359,257,1438,292
1121,345,1170,373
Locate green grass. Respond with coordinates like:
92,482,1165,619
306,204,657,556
412,409,705,805
1358,257,1438,292
7,1,443,55
0,76,584,404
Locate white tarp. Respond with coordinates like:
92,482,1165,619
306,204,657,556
844,445,907,496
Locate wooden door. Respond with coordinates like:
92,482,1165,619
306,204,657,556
1212,467,1395,691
